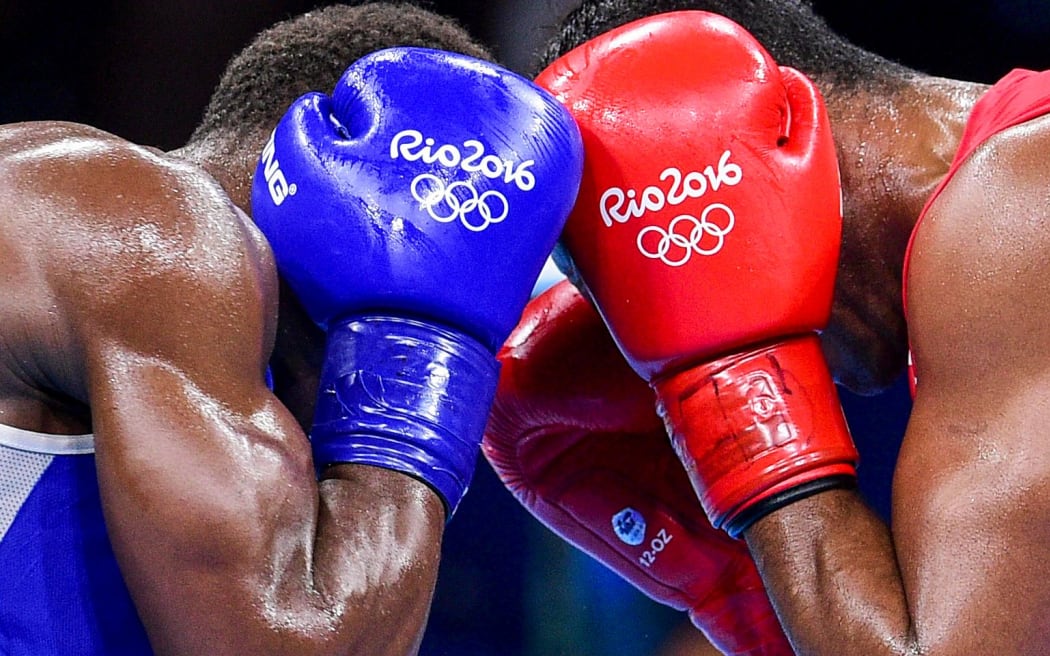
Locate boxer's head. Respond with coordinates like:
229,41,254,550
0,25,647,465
173,3,494,426
544,0,908,91
178,2,492,209
546,1,918,394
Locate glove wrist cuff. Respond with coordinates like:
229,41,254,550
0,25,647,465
311,315,499,519
654,334,858,536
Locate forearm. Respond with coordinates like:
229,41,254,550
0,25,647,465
744,490,916,656
116,460,443,656
310,465,445,656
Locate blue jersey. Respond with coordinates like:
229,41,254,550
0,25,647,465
0,424,152,654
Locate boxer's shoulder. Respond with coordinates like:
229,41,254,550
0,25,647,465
0,121,275,415
0,121,255,249
911,110,1050,271
972,110,1050,188
1,121,242,225
906,112,1050,388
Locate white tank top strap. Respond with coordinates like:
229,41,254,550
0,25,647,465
0,422,95,455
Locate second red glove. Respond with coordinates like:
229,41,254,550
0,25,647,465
484,280,793,655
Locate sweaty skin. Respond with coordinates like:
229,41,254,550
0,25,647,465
0,121,444,655
745,85,1050,653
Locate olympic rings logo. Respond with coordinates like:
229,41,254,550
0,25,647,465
410,173,510,232
636,203,735,266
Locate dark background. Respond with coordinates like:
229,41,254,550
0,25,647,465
7,0,1049,150
2,1,1047,654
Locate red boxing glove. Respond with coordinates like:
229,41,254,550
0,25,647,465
537,11,858,537
484,280,793,655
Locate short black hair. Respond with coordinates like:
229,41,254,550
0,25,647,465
188,2,492,145
543,0,911,91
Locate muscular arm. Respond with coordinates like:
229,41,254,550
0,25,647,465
10,124,443,655
743,117,1050,655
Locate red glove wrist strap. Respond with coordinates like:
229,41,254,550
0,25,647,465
654,335,858,536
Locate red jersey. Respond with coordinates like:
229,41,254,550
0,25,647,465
902,69,1050,396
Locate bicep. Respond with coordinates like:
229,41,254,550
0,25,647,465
89,346,317,562
88,343,328,652
69,191,324,645
73,184,313,516
897,125,1050,652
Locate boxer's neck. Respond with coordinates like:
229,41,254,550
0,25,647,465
814,74,987,394
827,75,988,251
170,130,267,215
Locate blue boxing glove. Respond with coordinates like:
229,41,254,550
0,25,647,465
251,47,583,517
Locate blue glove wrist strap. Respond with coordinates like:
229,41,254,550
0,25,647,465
310,315,499,519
